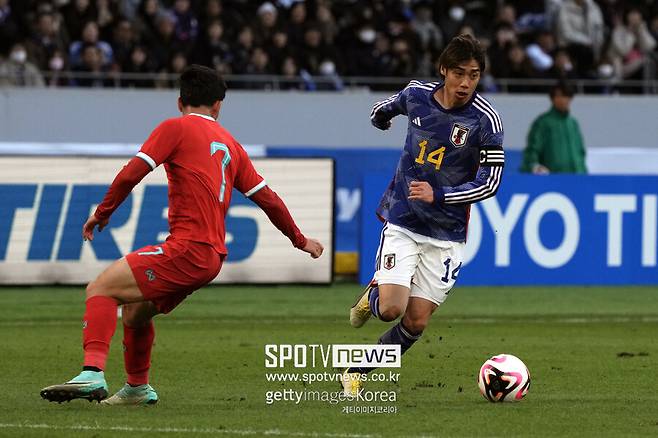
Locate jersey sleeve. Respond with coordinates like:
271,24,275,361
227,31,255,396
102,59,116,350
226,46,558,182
233,143,266,197
441,108,504,205
369,81,415,125
440,166,503,205
94,157,152,220
135,118,182,171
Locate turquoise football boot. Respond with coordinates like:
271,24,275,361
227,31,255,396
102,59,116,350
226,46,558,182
101,383,158,406
40,370,108,403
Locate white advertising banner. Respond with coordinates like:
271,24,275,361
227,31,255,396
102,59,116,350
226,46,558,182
0,157,333,284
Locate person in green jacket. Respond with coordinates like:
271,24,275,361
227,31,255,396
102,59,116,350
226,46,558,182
521,83,587,174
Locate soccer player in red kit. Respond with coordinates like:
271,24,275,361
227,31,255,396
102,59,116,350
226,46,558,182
40,65,324,405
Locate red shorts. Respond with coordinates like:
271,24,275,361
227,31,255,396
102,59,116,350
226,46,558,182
126,238,224,314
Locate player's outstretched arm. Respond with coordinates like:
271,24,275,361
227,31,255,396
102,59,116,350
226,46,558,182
370,81,414,130
83,157,151,241
249,186,323,259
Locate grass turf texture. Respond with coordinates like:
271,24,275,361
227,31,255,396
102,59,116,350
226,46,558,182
1,284,657,437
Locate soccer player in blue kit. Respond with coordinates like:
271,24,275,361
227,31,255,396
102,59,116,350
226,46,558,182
343,34,504,395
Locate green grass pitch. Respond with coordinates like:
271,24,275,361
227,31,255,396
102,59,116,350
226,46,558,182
1,284,657,437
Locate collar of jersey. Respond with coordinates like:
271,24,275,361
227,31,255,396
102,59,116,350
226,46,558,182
188,113,215,121
429,82,477,114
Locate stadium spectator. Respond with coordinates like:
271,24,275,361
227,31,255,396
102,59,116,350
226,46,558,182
548,48,578,81
0,42,45,87
390,38,417,77
526,31,556,74
488,23,518,78
232,26,255,75
286,2,307,47
96,0,119,40
266,29,294,73
169,51,188,76
298,25,341,77
111,19,138,69
201,0,244,41
72,43,111,87
650,14,658,43
27,11,68,72
607,8,656,84
135,0,162,46
121,45,155,88
438,0,466,41
150,11,184,71
555,0,605,78
192,19,231,70
0,0,18,55
279,55,305,90
387,11,421,55
511,0,550,33
495,2,517,28
315,58,344,91
170,0,198,50
372,33,395,78
314,2,338,45
3,0,657,93
499,43,539,92
69,21,114,68
45,49,68,87
63,0,97,41
344,22,378,76
155,50,187,88
412,3,443,54
254,2,279,45
246,47,271,75
521,82,587,174
119,0,141,21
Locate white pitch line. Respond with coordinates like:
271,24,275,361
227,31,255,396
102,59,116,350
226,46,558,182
0,423,378,438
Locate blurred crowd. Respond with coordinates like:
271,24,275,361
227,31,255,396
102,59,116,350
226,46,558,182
0,0,657,92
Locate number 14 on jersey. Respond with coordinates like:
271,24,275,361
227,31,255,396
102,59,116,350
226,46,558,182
415,140,446,171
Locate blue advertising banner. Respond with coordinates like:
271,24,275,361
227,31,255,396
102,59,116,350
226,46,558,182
360,174,658,285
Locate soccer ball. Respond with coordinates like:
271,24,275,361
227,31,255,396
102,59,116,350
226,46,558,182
478,354,530,402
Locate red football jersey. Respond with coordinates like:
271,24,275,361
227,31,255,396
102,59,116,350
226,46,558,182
136,113,264,255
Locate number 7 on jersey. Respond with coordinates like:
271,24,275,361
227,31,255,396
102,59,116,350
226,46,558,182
210,142,231,202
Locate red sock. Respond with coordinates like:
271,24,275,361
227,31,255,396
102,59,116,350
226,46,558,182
123,321,155,386
82,295,118,370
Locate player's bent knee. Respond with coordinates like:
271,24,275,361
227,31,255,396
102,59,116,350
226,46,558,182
379,304,404,322
122,307,150,327
85,281,99,299
85,278,124,302
403,317,429,335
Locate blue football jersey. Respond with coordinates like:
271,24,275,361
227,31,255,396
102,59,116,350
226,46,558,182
372,80,505,242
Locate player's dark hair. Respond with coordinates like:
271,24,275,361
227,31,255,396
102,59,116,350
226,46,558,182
179,64,227,107
437,34,486,79
550,81,575,98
